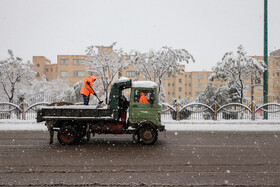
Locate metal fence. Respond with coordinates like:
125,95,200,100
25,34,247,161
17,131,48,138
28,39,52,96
161,101,280,121
1,98,280,121
0,95,54,120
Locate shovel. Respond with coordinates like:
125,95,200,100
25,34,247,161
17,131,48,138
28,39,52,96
87,82,104,104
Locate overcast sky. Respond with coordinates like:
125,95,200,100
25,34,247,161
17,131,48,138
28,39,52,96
0,0,279,71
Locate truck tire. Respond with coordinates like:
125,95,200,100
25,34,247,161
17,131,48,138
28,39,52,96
57,126,77,145
138,125,158,145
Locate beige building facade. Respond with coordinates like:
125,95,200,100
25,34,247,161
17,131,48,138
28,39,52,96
120,64,226,102
56,55,90,85
33,56,57,81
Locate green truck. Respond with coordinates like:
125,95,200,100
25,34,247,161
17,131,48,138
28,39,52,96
37,78,165,145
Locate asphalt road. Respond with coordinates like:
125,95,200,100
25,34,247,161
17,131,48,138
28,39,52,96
0,130,280,186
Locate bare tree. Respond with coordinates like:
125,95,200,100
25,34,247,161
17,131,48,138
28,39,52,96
0,50,35,103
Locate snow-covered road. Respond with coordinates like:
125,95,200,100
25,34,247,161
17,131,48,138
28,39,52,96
1,119,280,132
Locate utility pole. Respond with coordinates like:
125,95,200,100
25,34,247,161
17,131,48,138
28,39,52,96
263,0,268,119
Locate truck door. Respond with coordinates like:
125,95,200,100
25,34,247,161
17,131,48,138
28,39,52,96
129,89,160,124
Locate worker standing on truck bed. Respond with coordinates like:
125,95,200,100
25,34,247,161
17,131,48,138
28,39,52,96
80,76,96,105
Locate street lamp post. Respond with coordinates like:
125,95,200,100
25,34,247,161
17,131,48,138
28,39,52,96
263,0,268,119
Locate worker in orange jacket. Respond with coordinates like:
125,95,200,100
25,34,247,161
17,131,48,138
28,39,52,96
80,76,96,105
139,92,148,103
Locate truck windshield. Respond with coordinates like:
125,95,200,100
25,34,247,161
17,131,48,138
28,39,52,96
134,89,155,104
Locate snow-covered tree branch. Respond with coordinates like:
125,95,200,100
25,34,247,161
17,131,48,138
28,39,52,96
86,44,129,104
209,45,266,103
130,46,194,102
0,50,35,103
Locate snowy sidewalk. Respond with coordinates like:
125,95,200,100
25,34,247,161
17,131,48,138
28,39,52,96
164,120,280,132
0,119,280,132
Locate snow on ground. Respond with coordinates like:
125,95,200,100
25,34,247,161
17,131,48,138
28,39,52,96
0,119,280,132
0,120,47,131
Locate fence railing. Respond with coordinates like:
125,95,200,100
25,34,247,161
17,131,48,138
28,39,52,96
0,100,51,120
1,100,280,121
161,101,280,121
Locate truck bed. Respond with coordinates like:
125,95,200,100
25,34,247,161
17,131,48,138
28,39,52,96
37,105,113,122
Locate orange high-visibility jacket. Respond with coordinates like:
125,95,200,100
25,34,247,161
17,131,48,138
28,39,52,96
80,76,96,97
139,92,148,103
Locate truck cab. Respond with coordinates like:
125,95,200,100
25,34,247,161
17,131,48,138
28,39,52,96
129,81,162,127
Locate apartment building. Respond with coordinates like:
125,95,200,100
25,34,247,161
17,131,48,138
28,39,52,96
57,55,90,85
120,64,226,102
251,51,280,102
33,56,58,81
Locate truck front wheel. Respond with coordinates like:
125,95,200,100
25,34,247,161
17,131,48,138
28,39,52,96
57,126,77,145
138,125,158,145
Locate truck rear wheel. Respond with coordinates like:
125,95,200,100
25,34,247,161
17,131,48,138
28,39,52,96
138,125,158,145
57,126,77,145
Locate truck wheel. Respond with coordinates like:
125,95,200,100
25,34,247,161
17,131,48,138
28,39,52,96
138,126,158,145
57,126,77,145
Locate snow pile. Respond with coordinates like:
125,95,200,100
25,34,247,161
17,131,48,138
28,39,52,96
41,104,107,109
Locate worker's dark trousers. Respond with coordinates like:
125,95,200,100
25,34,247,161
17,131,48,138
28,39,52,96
82,95,89,105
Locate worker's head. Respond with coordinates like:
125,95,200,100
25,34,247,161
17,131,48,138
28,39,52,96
90,76,96,82
140,92,145,96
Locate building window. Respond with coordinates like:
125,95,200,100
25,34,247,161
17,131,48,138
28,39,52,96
60,59,68,65
126,71,138,77
196,83,203,88
172,83,174,86
189,75,191,78
189,92,191,95
74,59,84,65
277,72,280,77
36,64,40,67
189,84,191,87
51,68,53,72
74,71,84,77
60,71,68,77
46,68,48,72
179,79,182,83
168,83,170,87
196,75,204,79
179,87,182,92
36,72,40,77
168,92,170,95
185,92,187,95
